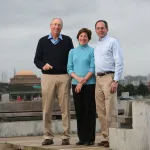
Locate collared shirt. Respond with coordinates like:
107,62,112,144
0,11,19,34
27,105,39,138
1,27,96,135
48,33,63,45
94,35,124,81
67,44,96,85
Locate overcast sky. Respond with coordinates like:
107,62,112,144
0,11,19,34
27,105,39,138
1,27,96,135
0,0,150,81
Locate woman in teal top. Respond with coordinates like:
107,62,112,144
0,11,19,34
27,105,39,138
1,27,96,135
67,28,96,146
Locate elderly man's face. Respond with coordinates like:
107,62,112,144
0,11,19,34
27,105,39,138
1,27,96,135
50,19,62,35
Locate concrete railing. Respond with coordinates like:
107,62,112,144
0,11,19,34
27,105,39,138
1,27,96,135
109,99,150,150
0,100,125,138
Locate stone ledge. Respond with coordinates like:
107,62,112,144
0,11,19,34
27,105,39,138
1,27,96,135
0,119,101,138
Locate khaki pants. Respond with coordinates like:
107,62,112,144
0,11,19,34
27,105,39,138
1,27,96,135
95,74,117,141
41,74,71,140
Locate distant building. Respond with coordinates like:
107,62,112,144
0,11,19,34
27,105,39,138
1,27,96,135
10,70,41,86
147,74,150,82
119,79,126,86
1,72,8,83
124,75,147,86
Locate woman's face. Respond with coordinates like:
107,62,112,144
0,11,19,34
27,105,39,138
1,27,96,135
78,32,89,45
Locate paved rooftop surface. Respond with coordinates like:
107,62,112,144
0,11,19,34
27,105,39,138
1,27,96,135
0,133,109,150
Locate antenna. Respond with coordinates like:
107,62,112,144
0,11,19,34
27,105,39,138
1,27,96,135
14,68,16,76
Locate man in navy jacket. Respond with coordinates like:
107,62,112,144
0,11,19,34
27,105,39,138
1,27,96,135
34,18,74,146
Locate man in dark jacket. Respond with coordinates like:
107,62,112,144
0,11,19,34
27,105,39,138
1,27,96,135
34,18,74,146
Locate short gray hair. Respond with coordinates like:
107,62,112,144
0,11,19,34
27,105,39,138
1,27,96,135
51,18,63,27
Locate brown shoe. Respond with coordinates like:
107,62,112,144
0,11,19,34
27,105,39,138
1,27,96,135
98,141,108,146
62,139,70,145
42,139,54,145
104,141,109,147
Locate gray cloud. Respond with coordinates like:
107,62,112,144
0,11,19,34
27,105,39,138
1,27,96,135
0,0,150,82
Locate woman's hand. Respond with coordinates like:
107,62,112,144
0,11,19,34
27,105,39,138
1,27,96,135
77,77,87,84
75,83,83,93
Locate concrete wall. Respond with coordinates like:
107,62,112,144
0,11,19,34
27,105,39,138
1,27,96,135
0,119,101,138
109,100,150,150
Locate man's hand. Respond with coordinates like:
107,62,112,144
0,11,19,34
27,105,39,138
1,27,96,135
42,63,53,70
110,81,118,94
75,83,82,93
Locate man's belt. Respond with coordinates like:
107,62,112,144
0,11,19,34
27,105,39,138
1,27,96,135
97,71,114,76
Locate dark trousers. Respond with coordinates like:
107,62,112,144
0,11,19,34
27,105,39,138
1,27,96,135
72,84,96,142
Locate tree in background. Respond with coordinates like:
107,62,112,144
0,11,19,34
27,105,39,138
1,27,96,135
117,84,125,96
124,84,136,96
136,83,148,96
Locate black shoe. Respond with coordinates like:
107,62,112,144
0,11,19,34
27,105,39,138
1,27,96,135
42,139,54,145
76,141,85,145
84,141,94,146
62,139,70,145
